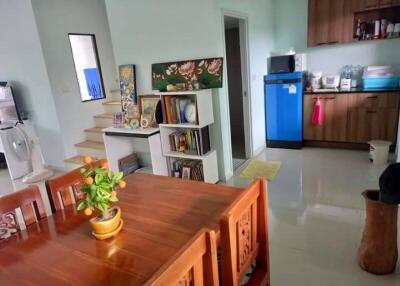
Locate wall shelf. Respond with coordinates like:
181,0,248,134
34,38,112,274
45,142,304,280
164,150,216,160
159,123,206,129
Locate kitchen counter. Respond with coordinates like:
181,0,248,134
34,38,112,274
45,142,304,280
304,87,400,94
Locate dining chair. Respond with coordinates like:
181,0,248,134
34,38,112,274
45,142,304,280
220,178,270,286
145,228,219,286
45,159,106,212
0,186,46,240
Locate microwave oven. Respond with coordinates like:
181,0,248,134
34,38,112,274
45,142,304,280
270,54,307,74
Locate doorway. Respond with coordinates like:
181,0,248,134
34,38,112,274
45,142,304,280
223,14,251,171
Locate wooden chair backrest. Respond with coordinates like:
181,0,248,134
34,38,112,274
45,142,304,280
0,186,46,240
45,160,105,212
220,179,270,286
145,229,219,286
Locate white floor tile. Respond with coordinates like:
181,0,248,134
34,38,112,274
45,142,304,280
225,147,400,285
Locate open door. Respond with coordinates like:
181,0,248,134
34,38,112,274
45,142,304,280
223,14,251,171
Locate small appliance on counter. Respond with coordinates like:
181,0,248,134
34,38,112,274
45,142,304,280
341,65,363,88
270,54,307,74
340,78,352,90
322,75,340,89
363,66,400,89
264,72,303,149
310,72,322,90
310,75,340,92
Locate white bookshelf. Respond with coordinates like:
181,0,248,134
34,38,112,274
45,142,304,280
157,89,219,183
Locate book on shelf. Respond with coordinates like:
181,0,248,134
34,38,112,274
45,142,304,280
170,159,204,182
162,95,196,124
168,126,211,156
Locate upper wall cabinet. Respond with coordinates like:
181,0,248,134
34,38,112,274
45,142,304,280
363,0,379,10
308,0,346,47
307,0,400,47
361,0,400,10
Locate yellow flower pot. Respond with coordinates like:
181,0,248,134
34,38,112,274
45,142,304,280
90,206,122,238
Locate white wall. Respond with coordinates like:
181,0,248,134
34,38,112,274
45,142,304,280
0,0,66,168
273,0,400,74
105,0,274,180
31,0,118,158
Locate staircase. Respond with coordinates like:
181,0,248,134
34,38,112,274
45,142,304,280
64,100,122,170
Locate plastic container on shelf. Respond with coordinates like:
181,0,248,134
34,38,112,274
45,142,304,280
362,65,400,89
368,140,391,165
362,76,400,89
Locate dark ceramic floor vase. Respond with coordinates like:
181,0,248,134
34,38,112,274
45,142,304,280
358,190,398,275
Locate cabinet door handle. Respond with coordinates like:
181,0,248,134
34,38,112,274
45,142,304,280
366,96,378,99
366,110,378,114
328,41,339,45
312,96,336,100
316,42,327,46
365,3,378,8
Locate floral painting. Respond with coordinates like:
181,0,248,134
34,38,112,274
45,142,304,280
152,57,223,92
119,65,138,124
119,64,137,104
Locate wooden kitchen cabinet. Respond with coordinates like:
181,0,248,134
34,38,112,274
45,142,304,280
304,94,324,141
362,0,379,9
308,0,345,47
308,0,328,47
308,0,400,47
378,0,400,8
303,93,348,142
304,92,400,145
328,0,346,45
323,94,349,141
361,0,399,9
348,93,400,143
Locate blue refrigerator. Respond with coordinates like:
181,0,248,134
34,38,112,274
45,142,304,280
264,72,303,149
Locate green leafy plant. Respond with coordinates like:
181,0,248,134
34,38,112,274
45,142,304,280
77,162,125,220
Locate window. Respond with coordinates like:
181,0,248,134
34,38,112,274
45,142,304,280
68,34,106,102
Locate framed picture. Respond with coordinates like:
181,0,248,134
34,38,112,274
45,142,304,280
123,102,140,128
113,112,124,128
119,64,137,124
139,95,160,127
152,57,223,92
182,167,191,180
119,65,137,103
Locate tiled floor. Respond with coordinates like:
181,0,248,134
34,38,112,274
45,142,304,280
232,157,247,171
226,147,400,285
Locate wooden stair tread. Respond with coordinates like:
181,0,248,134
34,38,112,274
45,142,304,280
64,155,104,165
94,113,113,119
84,127,104,133
75,141,105,150
102,101,121,106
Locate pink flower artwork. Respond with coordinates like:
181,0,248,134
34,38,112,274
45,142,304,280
178,62,195,76
152,57,223,91
207,59,222,75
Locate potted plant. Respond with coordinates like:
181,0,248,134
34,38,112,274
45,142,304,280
77,156,126,240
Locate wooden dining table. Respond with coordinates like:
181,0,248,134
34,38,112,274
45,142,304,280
0,173,242,285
